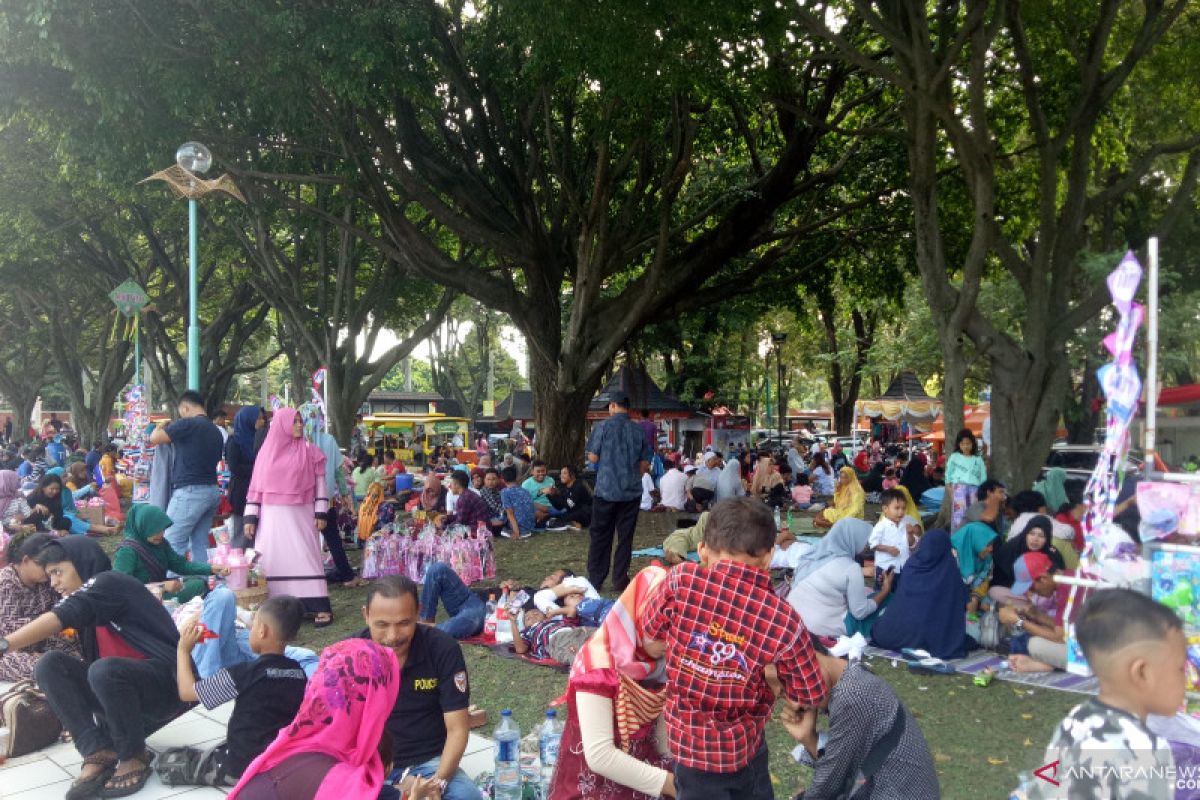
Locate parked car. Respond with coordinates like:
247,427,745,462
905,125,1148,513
1042,444,1144,482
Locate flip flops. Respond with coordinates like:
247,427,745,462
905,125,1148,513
99,751,154,798
66,753,116,800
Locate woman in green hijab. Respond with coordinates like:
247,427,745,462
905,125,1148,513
1033,467,1069,513
949,521,999,616
112,504,221,602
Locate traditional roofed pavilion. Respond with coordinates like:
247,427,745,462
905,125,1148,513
855,371,943,428
474,389,536,433
588,364,693,420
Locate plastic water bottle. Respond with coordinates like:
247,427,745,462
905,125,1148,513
539,709,564,793
773,507,782,530
494,709,522,800
482,594,496,642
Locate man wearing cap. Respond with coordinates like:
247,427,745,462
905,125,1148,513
584,392,651,591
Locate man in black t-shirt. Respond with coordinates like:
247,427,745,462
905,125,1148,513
0,537,185,798
171,595,308,785
150,391,225,564
356,575,482,800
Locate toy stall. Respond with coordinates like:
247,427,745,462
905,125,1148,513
1054,242,1200,795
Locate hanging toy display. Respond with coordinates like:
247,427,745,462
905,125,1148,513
121,384,152,504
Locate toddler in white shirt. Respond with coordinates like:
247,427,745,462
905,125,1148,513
869,489,911,589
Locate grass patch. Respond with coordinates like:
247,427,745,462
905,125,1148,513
104,510,1078,797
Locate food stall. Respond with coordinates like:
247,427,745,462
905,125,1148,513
361,413,471,465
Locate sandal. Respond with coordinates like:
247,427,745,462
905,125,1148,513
100,751,154,798
342,576,367,588
313,612,333,628
66,752,117,800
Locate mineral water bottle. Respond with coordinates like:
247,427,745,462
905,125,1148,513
773,507,782,530
483,593,498,641
539,709,564,793
494,709,522,800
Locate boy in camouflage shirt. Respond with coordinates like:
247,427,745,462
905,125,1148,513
1030,589,1184,799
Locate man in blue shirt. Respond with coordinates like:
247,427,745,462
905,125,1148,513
499,466,535,538
585,392,651,591
149,391,225,564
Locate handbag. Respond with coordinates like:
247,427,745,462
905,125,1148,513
0,679,64,758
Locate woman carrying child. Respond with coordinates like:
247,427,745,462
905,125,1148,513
872,529,976,660
949,521,999,616
548,564,675,799
988,515,1065,610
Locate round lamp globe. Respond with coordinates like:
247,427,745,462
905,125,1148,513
175,142,212,175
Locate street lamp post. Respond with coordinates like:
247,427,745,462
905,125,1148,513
177,143,210,391
141,142,245,393
772,332,788,438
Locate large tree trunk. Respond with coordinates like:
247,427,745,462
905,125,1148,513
931,332,969,531
987,344,1071,492
1065,355,1102,444
528,353,599,469
0,375,44,446
325,364,361,448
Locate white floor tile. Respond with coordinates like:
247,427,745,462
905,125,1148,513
0,758,71,794
146,718,229,750
464,732,494,755
33,740,82,770
192,703,234,726
5,777,74,800
0,749,57,770
459,748,494,781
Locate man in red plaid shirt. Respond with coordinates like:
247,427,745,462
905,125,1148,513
643,496,826,799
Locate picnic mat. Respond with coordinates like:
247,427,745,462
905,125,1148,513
461,634,570,672
863,645,1100,695
632,535,825,564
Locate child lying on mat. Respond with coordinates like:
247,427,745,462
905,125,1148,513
507,600,593,662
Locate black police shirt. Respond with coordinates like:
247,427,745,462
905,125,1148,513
354,623,470,769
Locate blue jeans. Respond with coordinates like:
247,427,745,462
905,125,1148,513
386,759,482,800
165,484,222,564
421,563,486,640
193,587,319,679
576,598,616,628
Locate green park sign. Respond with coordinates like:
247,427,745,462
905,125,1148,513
109,281,150,317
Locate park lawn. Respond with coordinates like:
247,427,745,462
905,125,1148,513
107,509,1078,798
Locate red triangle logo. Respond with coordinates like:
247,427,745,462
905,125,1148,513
1034,759,1061,786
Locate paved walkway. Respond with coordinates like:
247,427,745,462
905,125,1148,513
1,692,495,799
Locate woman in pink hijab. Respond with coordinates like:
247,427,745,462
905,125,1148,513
243,408,333,626
229,639,410,800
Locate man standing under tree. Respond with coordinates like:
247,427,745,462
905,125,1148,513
585,392,651,592
150,391,225,565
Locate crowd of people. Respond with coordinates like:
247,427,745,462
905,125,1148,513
0,391,1181,800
